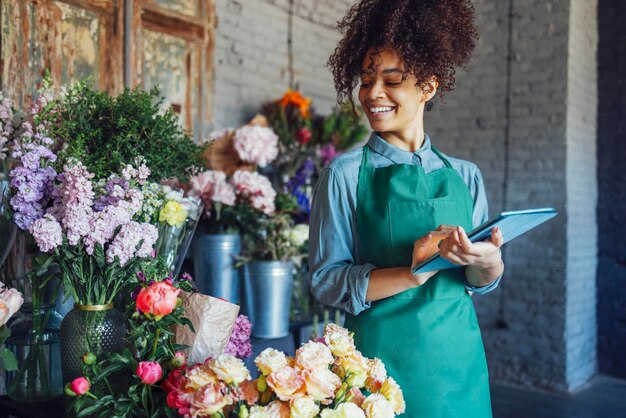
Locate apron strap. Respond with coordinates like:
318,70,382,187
431,145,453,169
360,145,370,168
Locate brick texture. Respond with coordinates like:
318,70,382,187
212,0,353,130
427,0,597,391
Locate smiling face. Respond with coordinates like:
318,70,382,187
358,48,436,149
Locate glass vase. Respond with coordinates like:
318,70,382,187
60,303,126,384
5,303,64,402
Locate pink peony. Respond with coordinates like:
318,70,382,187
232,125,279,167
30,214,62,252
136,361,163,384
190,382,232,416
136,281,181,318
189,170,236,216
70,377,90,395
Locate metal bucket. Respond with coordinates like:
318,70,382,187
243,261,294,339
192,233,241,304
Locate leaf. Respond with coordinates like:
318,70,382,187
0,348,18,371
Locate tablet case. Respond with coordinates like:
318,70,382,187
411,207,558,274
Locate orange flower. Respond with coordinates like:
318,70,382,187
278,89,312,118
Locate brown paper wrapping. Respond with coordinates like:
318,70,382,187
174,291,240,364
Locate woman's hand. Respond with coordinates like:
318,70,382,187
437,224,504,286
409,231,449,286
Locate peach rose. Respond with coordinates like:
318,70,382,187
302,367,342,402
336,352,369,388
380,377,406,414
365,358,387,393
255,348,289,376
324,326,355,357
190,382,232,416
266,366,304,401
266,400,290,418
136,281,180,318
185,364,218,391
295,341,333,371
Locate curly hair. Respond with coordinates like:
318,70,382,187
328,0,479,106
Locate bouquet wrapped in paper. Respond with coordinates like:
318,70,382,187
174,291,240,364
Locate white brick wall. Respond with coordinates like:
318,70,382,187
212,0,353,130
565,0,598,390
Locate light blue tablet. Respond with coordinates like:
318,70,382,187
411,207,558,274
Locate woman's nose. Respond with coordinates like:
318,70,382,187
367,80,384,100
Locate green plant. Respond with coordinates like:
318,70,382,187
40,81,207,182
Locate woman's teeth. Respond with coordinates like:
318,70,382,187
370,106,394,114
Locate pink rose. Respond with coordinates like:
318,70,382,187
190,382,232,416
70,377,90,396
136,281,180,318
136,361,163,384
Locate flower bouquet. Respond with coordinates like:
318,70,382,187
160,323,405,418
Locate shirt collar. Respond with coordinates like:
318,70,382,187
366,131,434,165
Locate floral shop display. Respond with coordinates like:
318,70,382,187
1,77,207,400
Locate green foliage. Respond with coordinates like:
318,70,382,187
314,102,369,151
70,277,193,418
41,81,207,182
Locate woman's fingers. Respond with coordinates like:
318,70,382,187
490,227,504,248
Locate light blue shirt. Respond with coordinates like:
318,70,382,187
308,132,501,316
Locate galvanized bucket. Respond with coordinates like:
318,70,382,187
192,233,241,304
243,261,294,339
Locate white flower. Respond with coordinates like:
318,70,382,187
380,377,406,414
161,185,184,202
362,393,395,418
284,224,309,247
302,367,342,402
365,358,387,393
337,352,369,388
320,402,366,418
255,348,289,376
248,405,270,418
290,396,320,418
295,341,334,371
208,353,251,384
0,285,24,327
325,330,356,358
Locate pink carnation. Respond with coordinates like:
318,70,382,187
30,214,62,252
233,125,279,167
231,170,276,215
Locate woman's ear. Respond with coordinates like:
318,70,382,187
421,77,439,102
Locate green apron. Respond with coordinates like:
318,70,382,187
344,145,492,418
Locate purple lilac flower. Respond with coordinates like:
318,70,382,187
55,161,95,245
224,315,253,359
106,221,158,266
9,134,57,230
94,176,130,211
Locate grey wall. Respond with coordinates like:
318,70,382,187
427,0,598,391
597,0,626,379
212,0,353,130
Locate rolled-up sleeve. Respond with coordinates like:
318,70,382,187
307,167,375,315
465,168,501,295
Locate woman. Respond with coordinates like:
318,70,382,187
308,0,504,417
